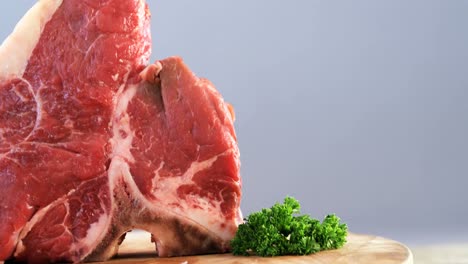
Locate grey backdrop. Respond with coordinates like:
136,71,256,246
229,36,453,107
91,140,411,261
1,1,467,246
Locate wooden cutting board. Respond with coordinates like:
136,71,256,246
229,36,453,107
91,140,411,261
99,231,413,264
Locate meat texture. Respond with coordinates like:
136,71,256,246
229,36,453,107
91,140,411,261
0,0,242,263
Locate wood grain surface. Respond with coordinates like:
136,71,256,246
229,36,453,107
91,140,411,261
98,231,413,264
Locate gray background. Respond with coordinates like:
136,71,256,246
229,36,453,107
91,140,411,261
1,1,467,246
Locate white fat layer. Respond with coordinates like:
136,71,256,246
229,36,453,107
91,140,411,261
111,84,138,163
111,73,119,81
135,0,150,66
79,214,109,250
149,150,237,241
108,151,236,242
152,153,222,194
0,0,63,81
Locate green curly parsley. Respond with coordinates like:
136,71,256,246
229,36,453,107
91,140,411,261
231,197,348,256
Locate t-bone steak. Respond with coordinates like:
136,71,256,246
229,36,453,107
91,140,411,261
0,0,242,262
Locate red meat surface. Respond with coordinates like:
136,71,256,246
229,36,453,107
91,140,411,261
0,1,242,262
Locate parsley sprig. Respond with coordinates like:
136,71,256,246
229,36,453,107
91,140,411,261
231,197,348,256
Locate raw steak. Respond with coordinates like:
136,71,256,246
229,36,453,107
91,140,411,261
0,0,242,263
